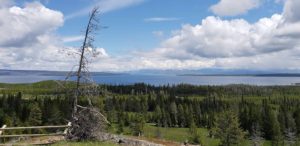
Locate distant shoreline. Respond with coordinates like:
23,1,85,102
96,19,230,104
178,73,300,77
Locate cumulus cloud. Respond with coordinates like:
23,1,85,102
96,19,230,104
210,0,261,16
117,0,300,71
150,15,282,58
151,7,300,59
0,2,67,70
0,2,63,48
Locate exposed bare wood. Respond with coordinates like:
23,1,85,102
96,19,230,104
0,125,6,135
73,7,99,114
64,122,72,134
66,7,109,141
0,143,56,146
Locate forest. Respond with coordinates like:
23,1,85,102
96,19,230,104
0,80,300,145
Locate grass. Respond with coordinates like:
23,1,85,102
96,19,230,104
142,124,220,146
110,123,274,146
52,141,118,146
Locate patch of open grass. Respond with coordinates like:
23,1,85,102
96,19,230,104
110,123,273,146
142,124,220,146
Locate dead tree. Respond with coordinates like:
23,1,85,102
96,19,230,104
65,7,109,141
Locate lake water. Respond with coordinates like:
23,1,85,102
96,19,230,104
1,74,300,86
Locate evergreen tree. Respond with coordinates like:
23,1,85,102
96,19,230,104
170,101,178,126
284,112,297,146
154,105,162,126
250,123,264,146
188,120,202,145
215,110,245,146
28,103,42,126
117,118,125,134
177,104,186,127
270,110,282,146
130,114,145,136
294,107,300,136
0,109,5,126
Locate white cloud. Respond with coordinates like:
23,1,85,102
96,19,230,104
214,47,300,70
144,17,180,22
150,14,291,59
117,0,300,71
0,1,111,71
283,0,300,23
62,35,84,43
0,2,63,48
0,2,67,70
0,0,13,8
65,0,145,20
210,0,261,16
2,0,300,72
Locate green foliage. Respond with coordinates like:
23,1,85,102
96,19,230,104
1,81,300,144
215,110,245,146
130,114,145,136
267,109,283,145
27,103,42,126
189,120,202,144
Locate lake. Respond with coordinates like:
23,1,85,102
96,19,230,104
1,74,300,86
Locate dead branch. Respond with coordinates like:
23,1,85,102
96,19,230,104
64,7,109,141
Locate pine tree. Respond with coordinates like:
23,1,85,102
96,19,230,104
284,112,297,145
27,103,42,134
250,123,264,146
188,120,202,145
130,114,145,136
154,105,162,126
117,118,125,134
270,110,282,146
47,105,63,125
294,107,300,136
178,104,186,127
0,109,5,126
28,103,42,126
215,110,245,146
170,101,178,127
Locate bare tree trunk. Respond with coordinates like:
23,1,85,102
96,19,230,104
66,7,109,141
73,8,98,116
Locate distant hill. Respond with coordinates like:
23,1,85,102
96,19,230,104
0,69,124,76
129,68,300,76
2,69,300,77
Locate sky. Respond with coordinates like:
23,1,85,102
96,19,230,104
0,0,300,72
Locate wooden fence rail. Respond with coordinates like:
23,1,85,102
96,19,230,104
0,122,71,138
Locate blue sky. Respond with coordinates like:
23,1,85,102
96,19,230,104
46,0,282,55
0,0,300,72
